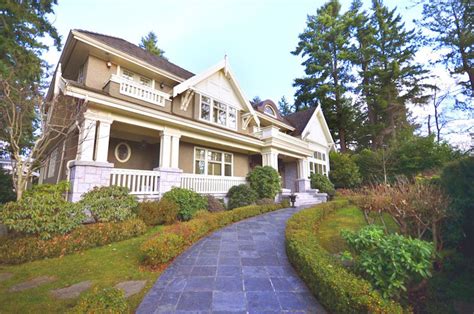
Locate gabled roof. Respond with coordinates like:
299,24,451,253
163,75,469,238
252,100,294,131
74,30,194,80
285,107,316,136
173,59,260,126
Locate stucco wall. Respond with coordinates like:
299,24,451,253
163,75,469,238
178,141,250,176
84,55,116,90
107,137,159,170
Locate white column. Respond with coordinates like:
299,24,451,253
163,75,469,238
95,119,112,162
261,149,279,170
297,158,309,179
170,134,181,169
159,133,171,168
77,114,97,161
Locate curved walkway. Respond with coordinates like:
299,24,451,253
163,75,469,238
137,207,326,314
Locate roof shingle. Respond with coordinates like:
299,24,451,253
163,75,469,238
284,107,316,136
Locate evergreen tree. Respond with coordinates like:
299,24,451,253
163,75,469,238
251,96,262,105
139,31,166,59
354,0,429,148
292,0,362,152
278,96,293,116
419,0,473,97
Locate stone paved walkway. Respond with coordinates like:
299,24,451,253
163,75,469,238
137,207,326,314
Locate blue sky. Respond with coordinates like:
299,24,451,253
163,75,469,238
44,0,472,149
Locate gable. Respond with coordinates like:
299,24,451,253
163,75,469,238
195,70,243,110
301,107,334,147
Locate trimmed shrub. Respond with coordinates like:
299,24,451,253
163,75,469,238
0,182,85,239
0,219,146,264
141,203,283,266
206,194,225,212
342,225,434,300
246,166,281,199
69,287,128,313
309,173,335,197
80,186,138,223
162,187,207,221
329,152,362,188
137,199,179,226
286,200,404,313
280,198,290,208
227,184,258,210
256,198,275,205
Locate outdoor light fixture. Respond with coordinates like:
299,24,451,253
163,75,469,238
160,82,165,89
106,61,112,68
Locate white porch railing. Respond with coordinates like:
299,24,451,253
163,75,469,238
110,168,160,195
110,74,169,107
180,174,247,194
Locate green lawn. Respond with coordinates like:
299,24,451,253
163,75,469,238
0,226,162,313
316,205,398,253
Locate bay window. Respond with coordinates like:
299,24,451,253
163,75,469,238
199,95,238,129
194,147,233,177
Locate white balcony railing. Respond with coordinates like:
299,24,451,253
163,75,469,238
110,74,169,107
180,174,247,194
110,168,160,195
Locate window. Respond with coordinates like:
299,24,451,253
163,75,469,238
309,161,327,176
314,151,326,161
47,148,58,178
199,95,238,129
115,142,132,163
264,105,276,117
121,69,135,81
140,76,152,87
194,147,233,177
77,64,85,83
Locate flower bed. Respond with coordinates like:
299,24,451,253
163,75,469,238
140,203,284,266
285,199,405,313
0,219,147,264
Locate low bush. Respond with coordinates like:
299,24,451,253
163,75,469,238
329,152,362,188
206,195,225,212
246,166,281,199
342,225,434,300
310,173,335,197
256,198,275,205
0,219,146,264
69,287,128,313
80,186,138,223
227,184,258,210
162,187,207,221
0,182,85,239
285,200,404,313
137,199,179,226
280,198,290,208
141,203,284,266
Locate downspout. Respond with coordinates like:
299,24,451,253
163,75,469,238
56,140,67,184
65,159,75,201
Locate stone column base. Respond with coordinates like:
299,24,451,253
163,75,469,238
68,160,114,202
154,167,182,195
296,178,311,192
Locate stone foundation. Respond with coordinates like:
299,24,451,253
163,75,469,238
68,161,114,202
154,167,182,195
296,178,311,192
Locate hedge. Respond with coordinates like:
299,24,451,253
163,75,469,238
285,200,406,313
141,203,284,266
0,219,147,265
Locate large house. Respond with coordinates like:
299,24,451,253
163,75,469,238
41,30,335,205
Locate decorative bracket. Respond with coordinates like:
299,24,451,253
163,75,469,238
180,90,195,111
241,112,253,130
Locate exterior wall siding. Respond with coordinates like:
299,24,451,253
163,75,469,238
107,137,159,170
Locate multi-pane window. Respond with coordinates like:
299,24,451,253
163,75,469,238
194,147,233,177
200,95,238,129
309,161,327,176
122,69,135,81
140,76,152,87
121,68,153,87
313,151,326,161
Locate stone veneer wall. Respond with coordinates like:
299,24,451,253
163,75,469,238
68,161,113,202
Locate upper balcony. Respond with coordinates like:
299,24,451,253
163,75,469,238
108,74,170,107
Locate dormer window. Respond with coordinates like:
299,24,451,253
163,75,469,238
264,105,276,117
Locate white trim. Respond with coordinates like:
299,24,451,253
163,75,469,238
300,105,335,146
255,112,295,131
198,94,238,131
264,105,276,117
114,142,132,163
193,146,234,177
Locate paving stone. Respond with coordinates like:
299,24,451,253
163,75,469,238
115,280,147,298
0,273,13,282
50,280,92,299
136,206,326,314
9,276,56,292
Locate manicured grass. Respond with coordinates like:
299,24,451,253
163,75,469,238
0,226,162,313
316,205,398,253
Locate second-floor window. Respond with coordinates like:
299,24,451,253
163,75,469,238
121,68,152,87
200,95,238,130
313,151,326,161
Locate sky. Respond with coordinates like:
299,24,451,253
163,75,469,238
44,0,472,149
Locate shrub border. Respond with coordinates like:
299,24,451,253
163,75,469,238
0,219,147,265
285,199,406,313
140,203,285,266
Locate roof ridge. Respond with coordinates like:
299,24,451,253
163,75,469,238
74,29,194,78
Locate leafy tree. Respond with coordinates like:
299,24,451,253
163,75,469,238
419,0,474,97
139,31,166,59
353,0,429,149
292,0,362,152
278,96,293,116
329,151,362,188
